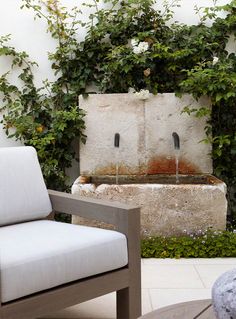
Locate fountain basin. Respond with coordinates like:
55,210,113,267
72,174,227,237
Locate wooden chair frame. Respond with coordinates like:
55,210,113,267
0,190,141,319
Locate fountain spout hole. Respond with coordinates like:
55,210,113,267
172,132,180,150
114,133,120,148
114,133,120,185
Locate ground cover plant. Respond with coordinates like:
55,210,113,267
141,229,236,258
0,0,236,223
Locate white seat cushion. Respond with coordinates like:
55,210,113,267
0,146,52,226
0,220,128,302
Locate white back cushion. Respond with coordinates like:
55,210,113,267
0,146,52,226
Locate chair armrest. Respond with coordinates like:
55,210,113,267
48,190,140,236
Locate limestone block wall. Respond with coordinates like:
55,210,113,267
79,93,212,176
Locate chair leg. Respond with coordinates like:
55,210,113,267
117,286,141,319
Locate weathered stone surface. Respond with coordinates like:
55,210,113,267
145,94,211,174
79,93,145,176
79,93,212,176
72,176,227,237
212,268,236,319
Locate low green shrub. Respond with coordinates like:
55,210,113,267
141,230,236,258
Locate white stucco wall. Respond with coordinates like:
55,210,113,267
0,0,229,147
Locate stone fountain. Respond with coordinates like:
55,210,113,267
72,93,227,237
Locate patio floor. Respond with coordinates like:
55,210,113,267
42,258,236,319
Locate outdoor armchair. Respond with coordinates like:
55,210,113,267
0,146,141,319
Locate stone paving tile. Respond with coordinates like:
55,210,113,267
194,264,236,288
142,264,204,289
142,289,153,315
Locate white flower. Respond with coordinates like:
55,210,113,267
131,39,149,54
132,46,141,54
138,41,149,53
213,56,219,65
135,89,150,100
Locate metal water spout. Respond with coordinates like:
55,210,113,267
172,132,180,150
114,133,120,185
114,133,120,148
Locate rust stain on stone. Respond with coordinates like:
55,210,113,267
93,157,200,176
147,156,199,175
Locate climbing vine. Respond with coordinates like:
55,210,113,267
0,2,86,191
179,1,236,223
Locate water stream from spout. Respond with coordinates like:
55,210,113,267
115,161,119,185
174,150,180,184
114,148,120,185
